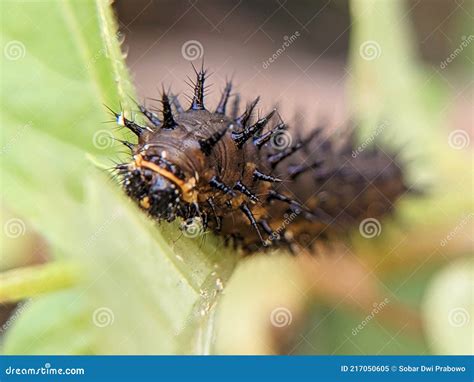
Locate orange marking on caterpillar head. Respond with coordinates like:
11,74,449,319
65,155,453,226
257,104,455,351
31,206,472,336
134,154,198,203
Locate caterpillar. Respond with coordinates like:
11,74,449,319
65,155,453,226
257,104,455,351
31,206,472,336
110,66,407,254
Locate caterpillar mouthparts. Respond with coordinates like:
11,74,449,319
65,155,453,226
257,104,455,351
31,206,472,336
109,66,408,254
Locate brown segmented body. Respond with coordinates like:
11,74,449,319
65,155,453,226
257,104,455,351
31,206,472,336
112,68,407,253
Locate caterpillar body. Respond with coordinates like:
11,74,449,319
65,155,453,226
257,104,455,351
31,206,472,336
110,67,407,254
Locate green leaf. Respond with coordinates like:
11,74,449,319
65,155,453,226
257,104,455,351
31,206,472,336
422,257,473,355
1,0,236,354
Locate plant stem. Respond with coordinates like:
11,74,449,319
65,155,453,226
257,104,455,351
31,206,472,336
0,261,81,303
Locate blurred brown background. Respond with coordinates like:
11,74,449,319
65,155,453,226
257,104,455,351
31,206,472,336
114,0,472,135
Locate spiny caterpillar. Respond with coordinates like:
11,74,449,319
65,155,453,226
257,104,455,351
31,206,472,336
109,66,407,253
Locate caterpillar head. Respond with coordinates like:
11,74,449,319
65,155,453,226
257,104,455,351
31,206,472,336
111,71,223,224
112,90,201,222
121,156,183,222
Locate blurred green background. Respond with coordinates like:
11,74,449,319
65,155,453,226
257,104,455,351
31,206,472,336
0,0,472,355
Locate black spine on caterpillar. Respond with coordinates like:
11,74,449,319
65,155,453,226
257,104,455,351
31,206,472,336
110,67,409,253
